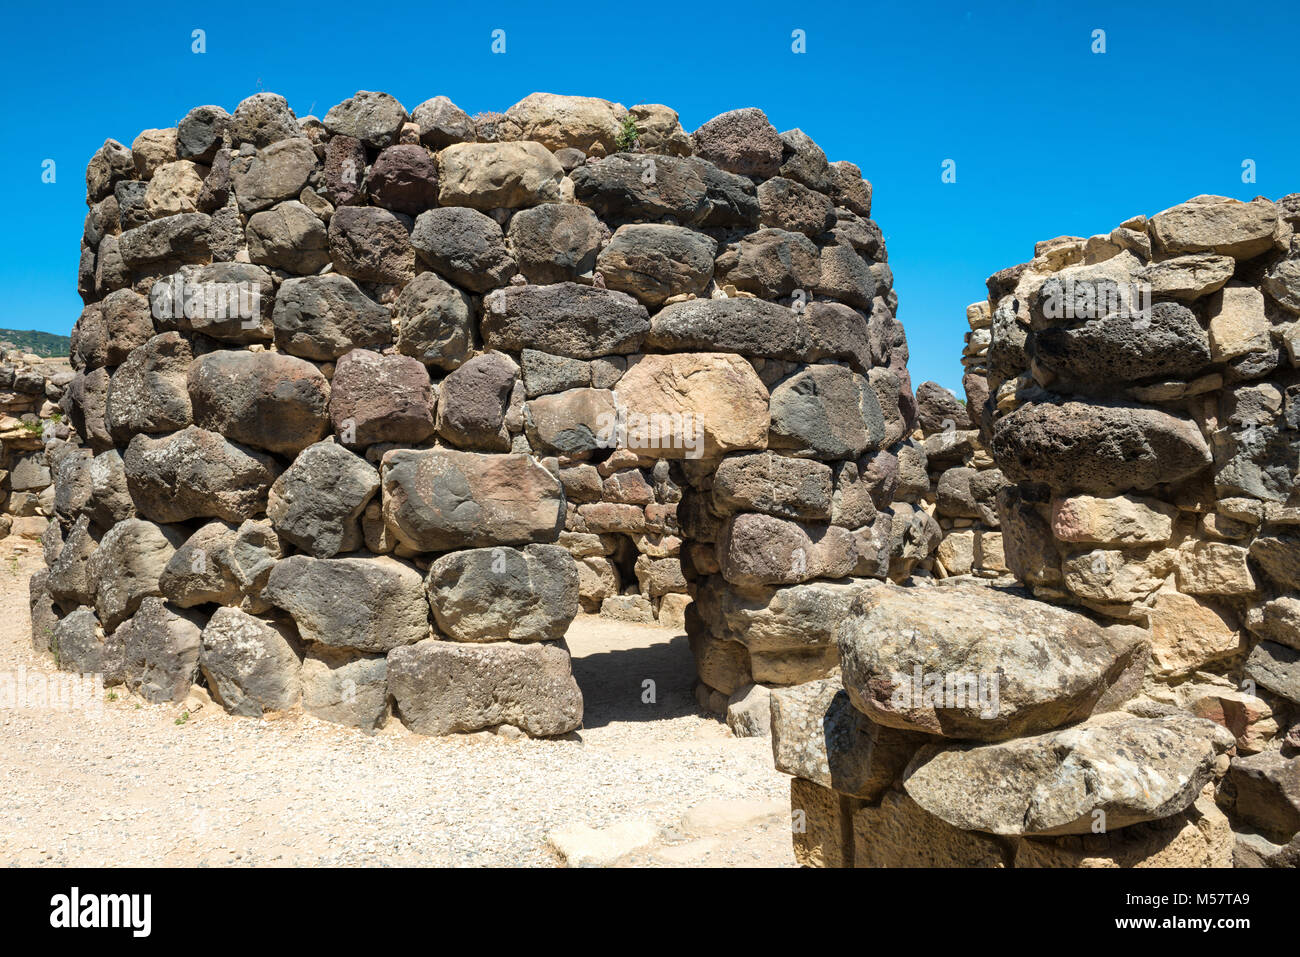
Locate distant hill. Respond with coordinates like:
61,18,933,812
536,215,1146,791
0,328,71,358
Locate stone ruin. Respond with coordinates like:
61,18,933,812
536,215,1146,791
0,350,74,540
772,195,1300,868
37,86,1298,867
36,91,921,739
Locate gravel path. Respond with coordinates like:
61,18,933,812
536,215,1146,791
0,540,793,867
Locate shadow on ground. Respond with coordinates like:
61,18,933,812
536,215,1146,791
568,625,702,729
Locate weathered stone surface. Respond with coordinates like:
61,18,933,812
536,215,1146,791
228,93,303,149
266,441,379,557
1015,796,1233,868
435,351,518,451
301,646,390,731
438,141,564,209
143,160,205,218
1244,640,1300,704
713,228,820,299
771,678,925,800
263,554,427,652
1050,494,1175,546
410,96,476,150
29,570,58,654
758,177,835,237
483,283,648,359
502,93,625,153
915,381,971,433
1145,587,1243,675
74,290,155,369
329,349,436,449
117,213,211,267
1250,532,1300,589
521,349,591,398
328,205,415,284
711,451,833,520
231,138,317,214
717,514,855,588
768,365,884,460
88,518,187,631
426,544,578,643
387,639,582,736
595,224,715,306
86,139,135,202
323,91,408,149
367,144,439,215
993,399,1212,494
903,712,1235,835
1229,750,1300,842
380,448,564,552
114,597,202,703
1208,282,1271,361
838,579,1148,740
614,353,769,458
570,153,758,228
852,790,1012,868
47,515,99,606
507,203,606,284
1150,195,1277,260
525,387,617,456
154,262,275,343
1264,258,1300,314
272,275,391,360
200,607,301,717
648,298,870,372
690,108,783,178
410,207,514,292
189,350,331,456
177,105,229,162
392,270,476,369
159,519,254,610
124,427,280,524
50,607,106,675
246,201,330,274
105,332,193,440
1034,300,1211,388
1136,253,1234,301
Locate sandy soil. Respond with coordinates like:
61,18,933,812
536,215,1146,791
0,537,794,867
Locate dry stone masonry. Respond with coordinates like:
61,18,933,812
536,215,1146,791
40,91,918,740
0,350,74,541
773,195,1300,868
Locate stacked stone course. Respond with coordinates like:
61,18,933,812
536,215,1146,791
0,350,74,540
774,194,1300,867
42,91,922,739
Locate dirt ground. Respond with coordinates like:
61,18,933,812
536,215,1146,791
0,536,794,867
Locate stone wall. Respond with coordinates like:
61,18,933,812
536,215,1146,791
39,90,918,739
0,350,73,540
772,194,1300,868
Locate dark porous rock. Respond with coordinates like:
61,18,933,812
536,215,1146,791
323,134,367,207
993,398,1212,495
570,153,757,227
246,200,330,274
713,228,821,300
648,297,871,372
200,607,301,716
86,139,135,202
228,93,303,149
482,282,648,359
323,90,409,150
329,349,436,448
176,105,230,162
425,544,579,643
114,598,203,703
716,513,857,587
124,427,281,523
434,351,519,452
367,144,439,215
88,518,188,632
915,380,972,433
117,213,211,267
506,203,606,284
768,364,885,460
266,441,380,557
410,95,476,150
263,554,428,653
327,205,415,284
1244,640,1300,704
188,349,331,456
272,274,391,360
595,223,716,306
105,332,193,440
380,447,564,552
231,138,317,214
711,451,834,521
758,176,835,237
392,270,475,369
159,521,244,608
690,107,783,179
411,207,515,292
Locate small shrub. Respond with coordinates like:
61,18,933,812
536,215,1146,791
616,115,640,152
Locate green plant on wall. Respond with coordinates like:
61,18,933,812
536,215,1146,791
616,115,639,151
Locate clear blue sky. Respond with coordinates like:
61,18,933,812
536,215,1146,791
2,0,1297,392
